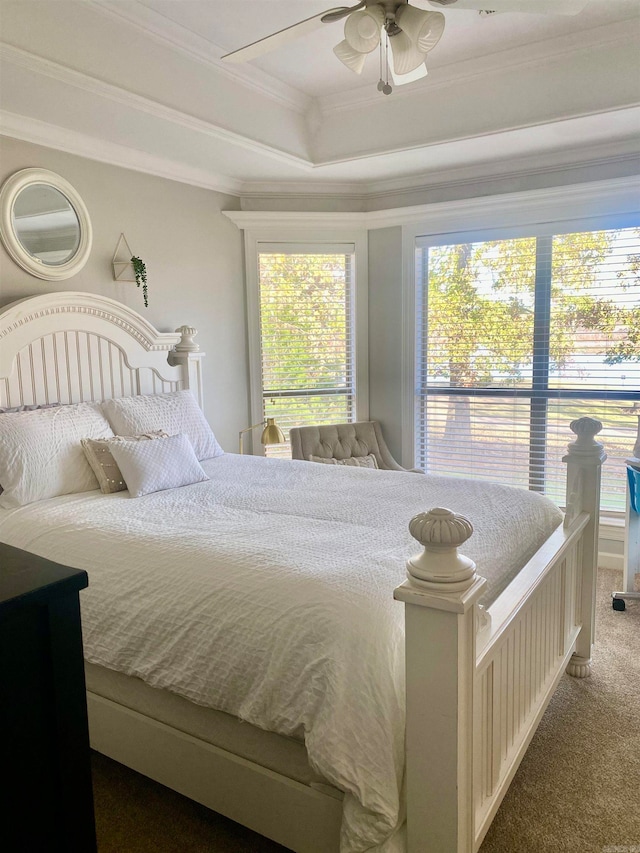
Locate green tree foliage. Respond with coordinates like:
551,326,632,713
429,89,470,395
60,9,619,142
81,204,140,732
426,228,639,388
260,253,350,392
604,226,640,364
259,253,353,446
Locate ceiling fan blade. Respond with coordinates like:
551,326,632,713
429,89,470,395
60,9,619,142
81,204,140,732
426,0,589,14
321,2,366,24
221,7,352,64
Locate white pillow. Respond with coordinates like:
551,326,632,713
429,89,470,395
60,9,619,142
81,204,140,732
0,402,114,508
101,391,223,461
109,432,209,498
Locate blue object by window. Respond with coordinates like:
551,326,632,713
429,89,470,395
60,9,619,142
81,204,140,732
627,465,640,514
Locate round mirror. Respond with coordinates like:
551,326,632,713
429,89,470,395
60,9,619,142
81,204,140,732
0,169,92,280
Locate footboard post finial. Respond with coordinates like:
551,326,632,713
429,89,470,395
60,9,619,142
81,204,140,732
395,509,487,853
406,507,477,591
170,325,205,409
563,417,606,679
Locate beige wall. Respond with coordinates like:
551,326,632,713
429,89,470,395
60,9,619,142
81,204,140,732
368,226,404,464
0,137,247,451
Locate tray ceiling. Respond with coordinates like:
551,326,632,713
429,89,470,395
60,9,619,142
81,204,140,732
1,0,638,197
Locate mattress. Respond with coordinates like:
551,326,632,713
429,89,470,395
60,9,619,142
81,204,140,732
0,453,562,852
85,661,340,794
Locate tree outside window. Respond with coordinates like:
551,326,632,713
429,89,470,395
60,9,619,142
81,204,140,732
417,227,640,510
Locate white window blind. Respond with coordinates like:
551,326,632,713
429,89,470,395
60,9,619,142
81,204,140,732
258,245,356,457
415,226,640,511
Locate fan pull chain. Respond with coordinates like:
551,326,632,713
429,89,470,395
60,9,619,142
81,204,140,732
381,31,392,95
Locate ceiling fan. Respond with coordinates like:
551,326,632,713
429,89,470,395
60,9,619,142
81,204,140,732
221,0,589,94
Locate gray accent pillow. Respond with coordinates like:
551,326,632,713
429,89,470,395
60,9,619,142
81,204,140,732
81,431,168,494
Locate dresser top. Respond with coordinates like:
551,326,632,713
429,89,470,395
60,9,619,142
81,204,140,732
0,542,88,608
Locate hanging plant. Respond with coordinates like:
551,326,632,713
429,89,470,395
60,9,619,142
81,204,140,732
131,256,148,307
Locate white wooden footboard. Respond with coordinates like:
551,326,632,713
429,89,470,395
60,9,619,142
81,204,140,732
394,417,605,853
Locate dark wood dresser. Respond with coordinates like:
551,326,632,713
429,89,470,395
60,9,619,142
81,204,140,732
0,542,97,852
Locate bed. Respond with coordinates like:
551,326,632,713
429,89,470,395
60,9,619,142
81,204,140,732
0,292,606,853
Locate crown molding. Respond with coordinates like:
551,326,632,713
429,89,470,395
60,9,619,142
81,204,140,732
361,138,640,199
297,103,640,170
3,36,637,179
88,0,311,116
238,138,640,201
0,43,312,171
318,17,640,114
0,111,243,197
224,176,640,231
4,108,637,210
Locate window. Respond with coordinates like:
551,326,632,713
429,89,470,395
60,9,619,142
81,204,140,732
256,245,357,456
415,226,640,511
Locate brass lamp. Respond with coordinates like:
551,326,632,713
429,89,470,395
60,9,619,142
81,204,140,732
238,417,285,454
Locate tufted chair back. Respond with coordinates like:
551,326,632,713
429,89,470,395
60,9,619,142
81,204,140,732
289,421,423,473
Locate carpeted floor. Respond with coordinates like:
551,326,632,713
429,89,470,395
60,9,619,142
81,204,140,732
92,568,640,853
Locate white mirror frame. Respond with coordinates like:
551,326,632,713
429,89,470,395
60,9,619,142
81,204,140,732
0,168,93,280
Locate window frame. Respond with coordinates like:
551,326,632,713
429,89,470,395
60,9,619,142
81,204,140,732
413,227,638,506
401,186,640,510
244,227,369,454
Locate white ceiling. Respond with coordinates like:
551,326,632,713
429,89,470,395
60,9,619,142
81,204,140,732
1,0,639,197
138,0,639,97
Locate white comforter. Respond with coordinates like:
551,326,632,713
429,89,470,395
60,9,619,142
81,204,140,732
0,454,562,852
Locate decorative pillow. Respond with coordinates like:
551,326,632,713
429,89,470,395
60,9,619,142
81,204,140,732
101,391,223,461
109,432,209,498
0,402,114,508
81,431,168,494
310,454,379,469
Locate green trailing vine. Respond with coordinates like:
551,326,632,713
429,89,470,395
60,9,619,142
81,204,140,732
131,256,148,307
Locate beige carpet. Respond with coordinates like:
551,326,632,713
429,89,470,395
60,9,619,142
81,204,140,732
92,568,640,853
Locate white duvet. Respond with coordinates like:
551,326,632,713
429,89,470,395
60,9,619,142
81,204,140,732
0,453,562,852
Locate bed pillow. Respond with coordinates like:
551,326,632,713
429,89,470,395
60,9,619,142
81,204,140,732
109,432,209,498
0,402,114,508
101,391,223,461
310,454,379,469
0,403,61,495
81,431,168,494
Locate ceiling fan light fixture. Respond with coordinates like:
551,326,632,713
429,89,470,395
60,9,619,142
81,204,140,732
395,7,445,53
390,58,428,86
333,39,368,73
343,5,385,53
389,30,428,75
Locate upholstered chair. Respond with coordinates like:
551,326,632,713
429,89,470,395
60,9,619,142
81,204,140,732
289,421,424,473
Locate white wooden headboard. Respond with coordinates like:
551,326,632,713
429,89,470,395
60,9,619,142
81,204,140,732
0,292,203,409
